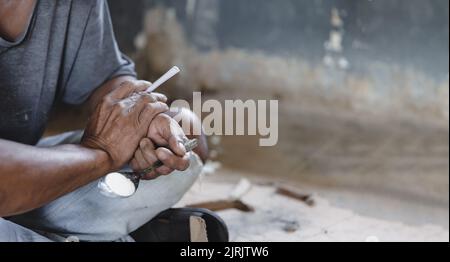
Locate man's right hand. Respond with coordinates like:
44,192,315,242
81,80,169,171
0,78,168,216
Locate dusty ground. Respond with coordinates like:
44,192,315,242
177,169,449,242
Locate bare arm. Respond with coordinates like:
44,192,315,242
0,141,109,217
0,77,167,217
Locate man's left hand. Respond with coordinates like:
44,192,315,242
130,114,191,180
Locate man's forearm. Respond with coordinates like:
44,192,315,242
0,139,110,217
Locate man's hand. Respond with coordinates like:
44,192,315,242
130,114,190,180
81,80,168,171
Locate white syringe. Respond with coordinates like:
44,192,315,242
145,66,180,93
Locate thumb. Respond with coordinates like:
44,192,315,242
164,120,187,156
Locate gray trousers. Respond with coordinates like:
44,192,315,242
0,131,202,242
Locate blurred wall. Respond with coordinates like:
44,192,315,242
109,0,449,79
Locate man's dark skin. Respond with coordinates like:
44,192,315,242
0,0,207,217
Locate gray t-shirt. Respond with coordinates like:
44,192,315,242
0,0,136,145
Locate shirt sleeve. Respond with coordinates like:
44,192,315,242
62,0,136,105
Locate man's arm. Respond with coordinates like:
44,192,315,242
0,141,109,217
0,79,167,217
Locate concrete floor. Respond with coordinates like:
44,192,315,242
177,169,449,242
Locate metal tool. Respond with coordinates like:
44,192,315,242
98,138,199,198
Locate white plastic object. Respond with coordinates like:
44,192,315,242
146,66,180,93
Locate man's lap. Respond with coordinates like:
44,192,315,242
0,218,51,242
5,131,202,242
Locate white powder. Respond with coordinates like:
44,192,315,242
104,172,136,197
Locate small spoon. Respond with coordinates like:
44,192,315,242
98,139,199,198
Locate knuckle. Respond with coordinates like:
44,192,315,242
143,150,155,161
152,92,164,100
143,140,154,151
152,102,168,113
101,95,113,105
144,105,153,113
140,93,153,102
160,102,169,111
136,80,152,90
146,94,158,102
139,139,148,149
113,101,124,109
145,104,158,114
163,157,174,168
156,113,170,123
158,94,168,101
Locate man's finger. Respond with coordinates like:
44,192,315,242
118,95,157,129
156,147,190,171
133,148,150,170
150,92,167,102
134,80,153,92
139,102,169,127
168,133,187,157
154,115,187,156
140,138,158,165
130,158,140,172
141,171,160,180
136,92,167,103
155,165,174,176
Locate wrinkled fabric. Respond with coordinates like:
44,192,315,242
3,131,202,242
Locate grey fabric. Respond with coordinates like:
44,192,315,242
0,218,51,242
6,131,202,242
0,0,136,145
